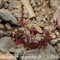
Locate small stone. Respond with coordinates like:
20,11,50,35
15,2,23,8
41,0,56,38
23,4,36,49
6,52,17,60
55,31,59,36
14,13,22,18
0,53,15,60
37,15,46,22
35,34,41,41
0,36,16,53
8,0,13,3
5,23,12,30
0,19,2,22
2,0,8,3
3,31,11,37
14,49,24,59
10,1,22,9
8,6,14,11
14,28,18,32
21,43,59,60
34,0,40,3
24,13,28,18
56,43,60,56
37,2,40,6
0,0,8,8
6,31,11,37
4,31,9,36
31,1,36,7
0,0,3,8
11,9,21,14
33,24,43,33
4,3,9,9
0,52,9,60
9,47,16,53
0,9,18,25
0,30,4,38
50,34,56,39
50,38,60,45
53,9,60,26
21,0,35,18
0,24,4,29
50,0,60,8
44,25,54,32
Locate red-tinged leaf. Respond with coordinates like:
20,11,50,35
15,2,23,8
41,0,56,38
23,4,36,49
24,42,42,49
45,31,50,35
51,30,55,33
53,19,58,26
41,40,48,47
43,42,48,47
53,19,56,23
55,19,58,25
16,38,25,45
30,29,38,35
15,16,19,21
25,42,37,49
58,29,60,33
22,12,24,16
30,43,37,49
38,43,42,49
38,46,42,49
